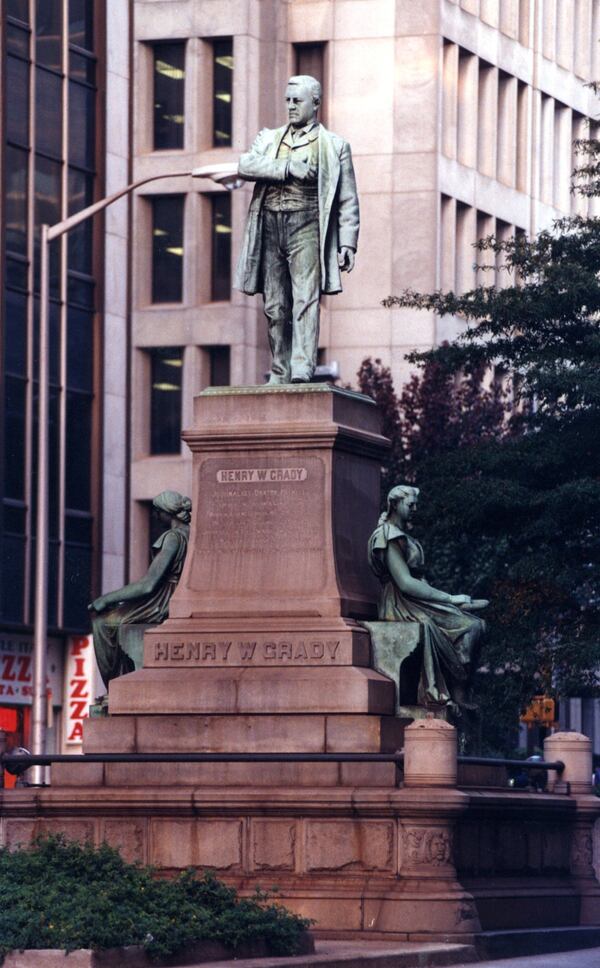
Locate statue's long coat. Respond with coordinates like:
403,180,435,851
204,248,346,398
234,123,360,296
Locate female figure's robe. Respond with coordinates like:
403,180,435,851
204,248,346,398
92,528,188,687
367,522,484,706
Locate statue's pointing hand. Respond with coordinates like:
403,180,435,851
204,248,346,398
338,246,355,273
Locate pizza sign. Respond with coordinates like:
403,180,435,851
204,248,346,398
0,650,33,701
0,635,62,705
63,636,94,746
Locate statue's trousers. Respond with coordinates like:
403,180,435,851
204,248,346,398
261,209,320,382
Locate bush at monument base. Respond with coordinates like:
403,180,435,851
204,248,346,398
0,836,312,963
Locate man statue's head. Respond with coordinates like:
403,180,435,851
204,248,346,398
285,75,321,128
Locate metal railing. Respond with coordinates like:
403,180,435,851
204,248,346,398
1,750,565,775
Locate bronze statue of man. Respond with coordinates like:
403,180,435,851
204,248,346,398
235,75,359,384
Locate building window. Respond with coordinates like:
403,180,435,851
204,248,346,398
294,42,326,120
6,0,29,23
153,41,185,150
208,346,230,386
210,193,231,301
152,195,184,303
36,0,62,71
69,0,94,53
212,37,233,146
210,192,231,302
150,347,183,454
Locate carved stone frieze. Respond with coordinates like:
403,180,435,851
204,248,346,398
400,824,453,869
571,827,594,874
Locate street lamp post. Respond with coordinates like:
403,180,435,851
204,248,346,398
30,164,239,785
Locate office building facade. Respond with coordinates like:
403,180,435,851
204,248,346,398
126,0,599,573
0,0,129,761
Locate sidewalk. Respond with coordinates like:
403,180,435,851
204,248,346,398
205,940,478,968
2,941,477,968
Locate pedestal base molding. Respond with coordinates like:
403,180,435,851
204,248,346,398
0,785,479,942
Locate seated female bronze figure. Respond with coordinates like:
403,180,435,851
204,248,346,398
89,490,191,689
367,484,487,711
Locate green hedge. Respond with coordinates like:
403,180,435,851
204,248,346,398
0,836,311,962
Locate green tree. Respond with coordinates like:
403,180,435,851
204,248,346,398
361,137,600,753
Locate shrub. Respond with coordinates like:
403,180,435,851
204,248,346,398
0,835,311,963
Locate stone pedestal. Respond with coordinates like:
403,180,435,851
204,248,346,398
6,387,597,940
110,385,397,750
0,385,479,941
20,385,476,940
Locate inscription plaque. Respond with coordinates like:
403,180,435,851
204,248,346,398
147,637,346,667
189,454,327,597
217,467,308,484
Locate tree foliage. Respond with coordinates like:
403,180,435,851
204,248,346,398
359,137,600,753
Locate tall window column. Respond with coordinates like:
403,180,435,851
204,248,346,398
149,347,183,455
210,193,231,301
151,195,185,303
152,41,186,150
212,38,233,147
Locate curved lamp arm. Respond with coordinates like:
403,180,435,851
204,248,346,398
191,163,243,191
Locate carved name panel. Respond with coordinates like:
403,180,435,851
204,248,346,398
216,467,308,484
143,634,365,668
189,455,328,599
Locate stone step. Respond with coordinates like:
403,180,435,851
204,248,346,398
108,666,395,716
83,714,406,755
476,926,600,960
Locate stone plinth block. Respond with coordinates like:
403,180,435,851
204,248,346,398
167,384,388,626
48,759,398,789
108,666,395,716
83,714,406,755
403,718,457,788
362,621,422,712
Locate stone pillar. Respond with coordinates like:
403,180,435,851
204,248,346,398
442,42,458,160
544,730,592,795
403,717,457,787
544,731,600,924
391,718,481,939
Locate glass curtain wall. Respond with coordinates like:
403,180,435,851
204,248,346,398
1,0,102,632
